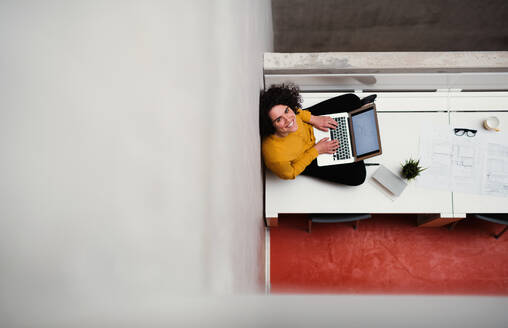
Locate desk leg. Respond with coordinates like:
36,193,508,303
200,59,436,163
417,214,464,228
266,217,279,227
448,221,459,230
494,226,508,239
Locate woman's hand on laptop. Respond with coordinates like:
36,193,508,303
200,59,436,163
315,138,339,154
309,115,338,132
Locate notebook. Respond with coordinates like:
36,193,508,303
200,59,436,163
313,103,382,166
371,164,407,197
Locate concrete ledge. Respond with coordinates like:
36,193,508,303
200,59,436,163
264,52,508,74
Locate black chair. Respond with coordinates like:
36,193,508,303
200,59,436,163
360,94,377,105
474,214,508,239
308,213,371,233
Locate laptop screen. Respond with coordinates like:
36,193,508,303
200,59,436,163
351,108,380,157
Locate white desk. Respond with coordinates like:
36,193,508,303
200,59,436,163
449,92,508,111
265,92,508,223
265,111,453,218
302,92,449,112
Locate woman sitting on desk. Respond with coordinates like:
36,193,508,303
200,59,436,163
260,83,369,186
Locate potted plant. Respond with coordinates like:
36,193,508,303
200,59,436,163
401,158,426,181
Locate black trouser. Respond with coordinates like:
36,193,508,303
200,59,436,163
301,94,366,186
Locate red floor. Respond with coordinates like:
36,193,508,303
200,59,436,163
270,214,508,295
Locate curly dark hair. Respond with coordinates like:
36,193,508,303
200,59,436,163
259,83,302,138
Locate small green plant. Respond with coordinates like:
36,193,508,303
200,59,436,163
401,158,426,180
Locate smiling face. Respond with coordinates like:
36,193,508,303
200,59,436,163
268,105,298,137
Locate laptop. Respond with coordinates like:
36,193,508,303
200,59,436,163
313,103,382,166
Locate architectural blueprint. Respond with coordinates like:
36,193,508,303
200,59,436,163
417,126,508,197
482,142,508,196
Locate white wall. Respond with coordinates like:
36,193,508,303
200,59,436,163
0,0,271,325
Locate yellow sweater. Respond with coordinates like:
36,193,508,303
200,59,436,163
262,109,318,179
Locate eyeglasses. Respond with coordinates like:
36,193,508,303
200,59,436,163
454,128,477,137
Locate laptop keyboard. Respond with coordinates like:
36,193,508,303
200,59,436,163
330,117,352,161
